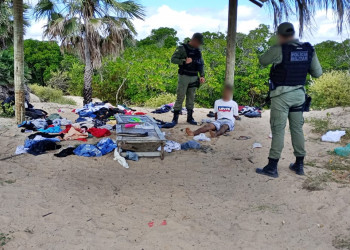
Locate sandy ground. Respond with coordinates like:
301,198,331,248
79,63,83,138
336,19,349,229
0,98,349,250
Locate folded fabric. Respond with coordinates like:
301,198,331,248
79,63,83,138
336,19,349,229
96,138,117,155
15,145,27,155
74,144,102,157
125,151,139,161
244,111,262,118
88,127,111,137
158,140,181,153
321,130,346,143
62,127,88,141
31,119,48,130
27,140,61,156
181,140,201,150
193,133,211,142
38,126,62,133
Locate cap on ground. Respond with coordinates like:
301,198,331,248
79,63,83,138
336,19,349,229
192,33,204,45
277,22,295,36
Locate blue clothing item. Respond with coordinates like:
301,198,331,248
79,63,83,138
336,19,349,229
24,137,60,148
125,151,139,161
96,138,117,155
78,111,96,118
39,126,62,133
181,140,201,150
74,144,102,157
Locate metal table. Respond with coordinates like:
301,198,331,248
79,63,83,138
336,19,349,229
115,114,166,160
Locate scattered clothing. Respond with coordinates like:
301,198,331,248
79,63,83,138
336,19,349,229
158,140,181,153
31,119,48,130
54,147,76,157
334,144,350,157
62,127,88,141
27,140,61,156
96,138,117,155
151,104,173,114
125,151,139,161
253,142,263,149
114,149,129,168
74,144,102,157
153,118,176,129
39,126,62,133
52,118,72,127
207,111,215,118
321,130,346,143
47,113,62,121
244,111,262,118
193,133,211,142
181,140,201,150
88,127,111,138
15,145,27,155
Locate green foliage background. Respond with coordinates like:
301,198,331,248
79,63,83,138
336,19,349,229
0,24,349,108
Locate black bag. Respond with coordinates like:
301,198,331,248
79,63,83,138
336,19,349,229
188,78,200,89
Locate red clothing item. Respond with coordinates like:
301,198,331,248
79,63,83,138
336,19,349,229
87,127,111,138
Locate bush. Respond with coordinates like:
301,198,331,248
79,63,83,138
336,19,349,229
310,71,350,109
144,93,177,107
47,71,70,93
0,103,15,117
30,84,76,105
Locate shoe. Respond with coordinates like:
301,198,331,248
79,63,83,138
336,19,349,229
289,156,305,175
256,158,279,178
172,110,180,124
187,109,197,125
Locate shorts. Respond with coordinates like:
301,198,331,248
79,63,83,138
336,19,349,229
211,119,234,132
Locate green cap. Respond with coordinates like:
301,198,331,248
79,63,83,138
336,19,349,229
277,22,295,36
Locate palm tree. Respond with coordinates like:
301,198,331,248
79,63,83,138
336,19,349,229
13,0,25,123
34,0,145,104
225,0,350,87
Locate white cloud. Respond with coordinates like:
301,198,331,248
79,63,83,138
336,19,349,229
24,4,349,44
133,5,263,41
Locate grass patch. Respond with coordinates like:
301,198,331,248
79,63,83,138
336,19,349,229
0,179,16,186
306,116,350,142
302,173,333,191
0,232,12,246
333,235,350,250
30,84,76,105
326,157,350,171
305,160,317,167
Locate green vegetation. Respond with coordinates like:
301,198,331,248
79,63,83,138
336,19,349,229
0,232,11,246
0,103,14,117
310,71,350,109
302,173,333,191
30,84,76,105
1,24,350,108
333,235,350,249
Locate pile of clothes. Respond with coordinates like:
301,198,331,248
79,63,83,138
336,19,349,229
238,106,262,118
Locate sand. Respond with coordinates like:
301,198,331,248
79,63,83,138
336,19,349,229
0,99,349,250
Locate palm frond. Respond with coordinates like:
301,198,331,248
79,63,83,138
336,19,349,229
265,0,350,35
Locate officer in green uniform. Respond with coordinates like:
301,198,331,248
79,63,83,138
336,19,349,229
256,22,323,178
171,33,205,125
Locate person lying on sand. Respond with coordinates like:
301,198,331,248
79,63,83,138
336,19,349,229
186,85,239,138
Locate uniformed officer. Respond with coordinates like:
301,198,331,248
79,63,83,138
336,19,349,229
171,33,205,125
256,22,323,178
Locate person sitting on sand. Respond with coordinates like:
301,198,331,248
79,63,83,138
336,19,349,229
186,85,239,138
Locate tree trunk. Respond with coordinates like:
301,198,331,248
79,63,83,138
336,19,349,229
13,0,25,123
225,0,238,87
83,25,93,105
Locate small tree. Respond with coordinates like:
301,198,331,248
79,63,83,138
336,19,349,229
34,0,145,104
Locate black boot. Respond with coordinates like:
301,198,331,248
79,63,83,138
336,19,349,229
187,109,197,125
172,110,180,124
256,158,279,178
289,156,305,175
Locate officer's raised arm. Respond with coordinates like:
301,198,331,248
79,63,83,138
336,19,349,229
171,46,186,65
259,45,281,66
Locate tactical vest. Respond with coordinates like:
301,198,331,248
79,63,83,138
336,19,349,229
178,43,203,76
270,42,314,87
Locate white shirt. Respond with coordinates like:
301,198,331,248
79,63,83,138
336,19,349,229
214,99,238,123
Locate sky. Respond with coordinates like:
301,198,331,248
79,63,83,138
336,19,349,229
25,0,349,44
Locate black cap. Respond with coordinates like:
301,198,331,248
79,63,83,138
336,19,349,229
192,33,204,45
277,22,295,37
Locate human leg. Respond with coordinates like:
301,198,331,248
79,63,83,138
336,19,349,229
186,123,216,136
